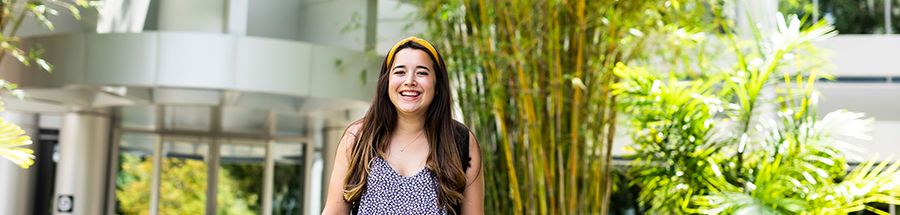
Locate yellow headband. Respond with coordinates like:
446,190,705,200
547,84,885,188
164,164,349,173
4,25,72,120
385,36,442,69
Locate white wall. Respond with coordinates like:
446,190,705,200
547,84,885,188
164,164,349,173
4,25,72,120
376,0,427,54
812,35,900,162
17,32,378,103
817,83,900,121
157,0,225,33
863,121,900,161
247,0,302,40
815,35,900,77
299,0,370,51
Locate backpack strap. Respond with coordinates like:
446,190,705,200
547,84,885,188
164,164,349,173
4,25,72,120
451,122,472,214
455,122,472,170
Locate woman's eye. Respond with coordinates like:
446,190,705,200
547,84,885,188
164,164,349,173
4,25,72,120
417,71,429,76
393,71,405,75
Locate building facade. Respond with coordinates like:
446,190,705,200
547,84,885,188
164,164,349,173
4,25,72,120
0,0,424,215
1,0,898,215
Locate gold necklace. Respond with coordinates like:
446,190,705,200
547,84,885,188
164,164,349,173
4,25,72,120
399,130,425,152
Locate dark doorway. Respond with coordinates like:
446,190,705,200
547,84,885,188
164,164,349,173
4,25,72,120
32,129,58,215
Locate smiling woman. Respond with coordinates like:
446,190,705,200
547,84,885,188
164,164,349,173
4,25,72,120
321,37,484,215
388,48,436,115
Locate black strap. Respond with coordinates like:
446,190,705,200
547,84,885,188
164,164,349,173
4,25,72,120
452,122,472,214
455,122,472,170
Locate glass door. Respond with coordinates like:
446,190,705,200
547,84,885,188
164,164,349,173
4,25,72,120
217,139,266,215
114,133,157,215
159,137,210,214
272,141,306,215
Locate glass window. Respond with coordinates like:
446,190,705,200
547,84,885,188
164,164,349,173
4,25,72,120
160,140,209,214
218,142,266,215
222,107,268,133
121,105,156,130
307,151,324,215
163,106,211,131
115,133,156,214
272,142,305,215
275,113,306,137
780,0,889,34
892,0,899,33
820,0,888,34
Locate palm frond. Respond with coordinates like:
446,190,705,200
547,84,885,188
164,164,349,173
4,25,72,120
0,116,34,168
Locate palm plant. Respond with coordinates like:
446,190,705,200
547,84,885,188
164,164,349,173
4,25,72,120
0,0,97,168
0,110,33,168
411,0,721,214
615,12,900,214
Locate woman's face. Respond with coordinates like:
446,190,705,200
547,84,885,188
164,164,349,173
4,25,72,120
388,48,436,117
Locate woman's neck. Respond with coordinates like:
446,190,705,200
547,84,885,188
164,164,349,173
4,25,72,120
395,112,426,135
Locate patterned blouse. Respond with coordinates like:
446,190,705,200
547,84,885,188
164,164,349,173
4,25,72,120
357,157,447,215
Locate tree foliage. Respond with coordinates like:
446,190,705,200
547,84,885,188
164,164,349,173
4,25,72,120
116,154,263,215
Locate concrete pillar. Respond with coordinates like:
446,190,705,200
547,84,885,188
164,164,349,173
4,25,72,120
0,111,39,215
52,109,111,215
157,0,226,33
226,0,249,36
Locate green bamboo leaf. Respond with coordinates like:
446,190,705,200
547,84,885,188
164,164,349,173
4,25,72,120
36,58,53,72
11,89,25,100
358,69,367,85
69,6,81,20
30,6,55,31
10,50,28,66
75,0,90,7
570,77,585,91
629,28,644,37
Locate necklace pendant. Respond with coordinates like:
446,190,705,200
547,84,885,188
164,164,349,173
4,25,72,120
400,148,404,152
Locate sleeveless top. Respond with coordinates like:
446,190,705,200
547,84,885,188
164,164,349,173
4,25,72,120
357,157,446,214
351,122,472,215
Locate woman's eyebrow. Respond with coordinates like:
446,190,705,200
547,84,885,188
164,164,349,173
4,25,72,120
392,64,431,72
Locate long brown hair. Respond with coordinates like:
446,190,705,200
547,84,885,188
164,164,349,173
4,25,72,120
342,37,467,213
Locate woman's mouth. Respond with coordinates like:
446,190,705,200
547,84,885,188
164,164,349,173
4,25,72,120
400,90,420,100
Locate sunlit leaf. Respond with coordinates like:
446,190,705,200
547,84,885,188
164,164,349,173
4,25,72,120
36,58,53,72
0,117,34,169
69,6,81,20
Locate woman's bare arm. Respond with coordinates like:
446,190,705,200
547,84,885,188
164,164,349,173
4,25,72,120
460,131,485,215
321,123,361,215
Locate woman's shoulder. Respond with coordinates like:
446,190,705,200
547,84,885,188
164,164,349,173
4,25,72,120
345,119,364,137
340,119,365,150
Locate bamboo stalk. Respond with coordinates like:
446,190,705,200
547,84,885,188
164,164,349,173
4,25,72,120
414,0,713,213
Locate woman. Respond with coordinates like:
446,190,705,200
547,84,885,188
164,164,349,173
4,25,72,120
322,37,484,215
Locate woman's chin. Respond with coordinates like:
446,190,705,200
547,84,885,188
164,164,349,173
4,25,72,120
395,105,426,116
397,108,420,114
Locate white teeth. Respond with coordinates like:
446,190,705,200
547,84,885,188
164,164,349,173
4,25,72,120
401,91,419,97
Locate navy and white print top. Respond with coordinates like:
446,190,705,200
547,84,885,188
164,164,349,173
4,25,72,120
357,157,447,215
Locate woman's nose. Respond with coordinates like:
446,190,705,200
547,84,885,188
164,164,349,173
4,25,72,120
404,76,417,86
